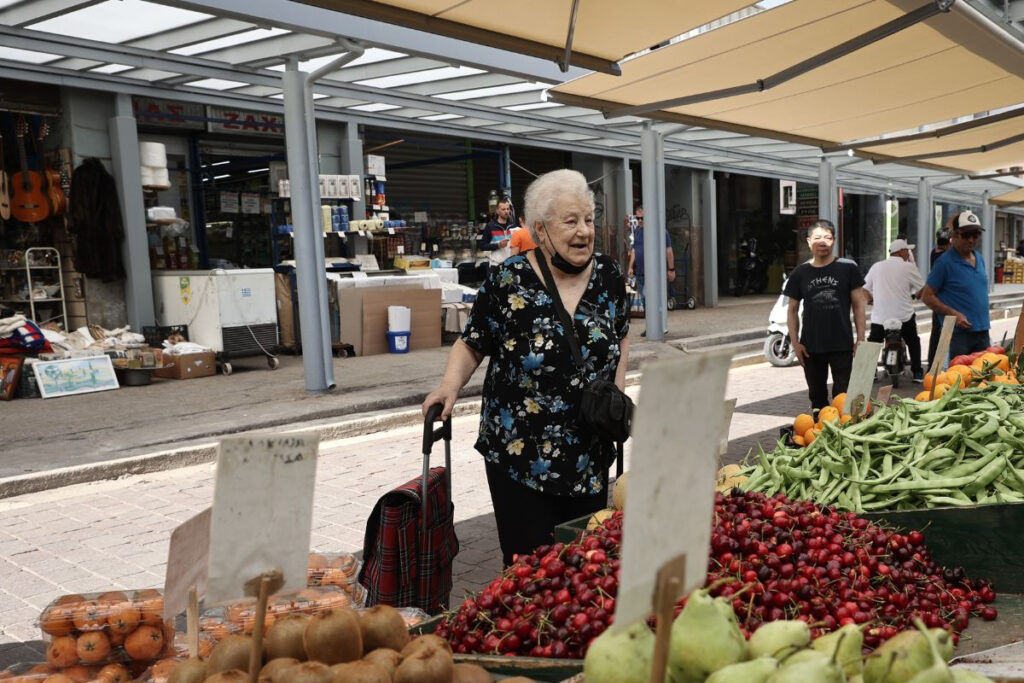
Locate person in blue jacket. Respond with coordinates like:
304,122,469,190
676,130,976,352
920,210,990,359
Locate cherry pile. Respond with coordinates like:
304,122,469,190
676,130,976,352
436,490,997,659
435,512,623,659
705,489,996,648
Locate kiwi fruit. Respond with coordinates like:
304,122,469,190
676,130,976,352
328,660,391,682
399,634,452,659
204,671,249,683
357,605,409,654
206,634,253,675
362,648,402,678
453,662,494,682
167,658,207,683
264,613,310,661
258,657,300,683
275,661,333,683
394,644,454,683
304,608,362,665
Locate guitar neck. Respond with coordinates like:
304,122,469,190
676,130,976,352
16,135,29,189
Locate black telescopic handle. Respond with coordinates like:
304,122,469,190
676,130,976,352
423,403,452,455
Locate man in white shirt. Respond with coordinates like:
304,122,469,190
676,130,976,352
864,238,927,382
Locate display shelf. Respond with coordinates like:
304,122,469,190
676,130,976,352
0,247,68,327
0,265,59,271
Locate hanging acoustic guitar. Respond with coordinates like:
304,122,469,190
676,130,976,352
37,119,66,216
11,117,49,224
0,133,10,221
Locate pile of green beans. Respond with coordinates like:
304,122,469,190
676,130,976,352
738,385,1024,512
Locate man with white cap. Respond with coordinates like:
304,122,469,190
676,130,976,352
921,210,991,359
864,238,926,382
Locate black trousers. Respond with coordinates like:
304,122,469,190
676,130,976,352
949,330,991,359
485,460,608,567
926,311,941,369
802,350,853,412
868,314,922,374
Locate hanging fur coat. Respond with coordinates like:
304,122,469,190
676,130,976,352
69,158,126,282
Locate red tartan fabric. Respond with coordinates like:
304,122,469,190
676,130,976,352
359,467,459,614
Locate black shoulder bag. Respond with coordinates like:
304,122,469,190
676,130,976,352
534,251,634,446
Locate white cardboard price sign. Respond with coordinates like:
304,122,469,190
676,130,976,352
163,508,211,620
927,316,957,377
615,352,731,629
844,341,882,419
206,432,319,605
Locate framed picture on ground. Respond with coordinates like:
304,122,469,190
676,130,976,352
34,355,119,399
0,357,23,401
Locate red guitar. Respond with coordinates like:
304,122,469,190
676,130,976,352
0,133,9,221
11,117,49,224
37,121,66,217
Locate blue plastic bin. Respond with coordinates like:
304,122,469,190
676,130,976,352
387,331,410,353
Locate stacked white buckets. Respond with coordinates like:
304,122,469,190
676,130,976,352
140,142,171,190
386,305,411,353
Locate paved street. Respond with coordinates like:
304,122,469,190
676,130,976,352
0,316,1018,670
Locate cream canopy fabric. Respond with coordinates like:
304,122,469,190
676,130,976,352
297,0,755,72
550,0,1024,174
990,187,1024,207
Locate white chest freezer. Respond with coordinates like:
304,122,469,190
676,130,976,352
152,269,279,365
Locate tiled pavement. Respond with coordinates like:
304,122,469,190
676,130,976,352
1,315,1019,670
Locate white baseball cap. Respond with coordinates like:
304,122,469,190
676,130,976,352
956,211,983,232
889,238,915,253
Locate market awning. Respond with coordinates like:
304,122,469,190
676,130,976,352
990,187,1024,206
293,0,757,74
549,0,1024,173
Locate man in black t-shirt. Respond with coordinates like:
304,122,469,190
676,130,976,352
784,220,869,414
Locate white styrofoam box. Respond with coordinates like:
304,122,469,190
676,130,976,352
432,267,459,284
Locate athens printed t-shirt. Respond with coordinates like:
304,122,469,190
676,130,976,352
783,259,865,353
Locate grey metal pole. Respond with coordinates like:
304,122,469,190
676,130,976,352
701,170,718,308
818,157,838,254
108,93,155,331
916,178,933,277
640,124,666,341
283,61,335,391
502,144,512,200
982,191,996,292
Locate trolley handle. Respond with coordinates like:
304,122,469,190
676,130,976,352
423,403,452,455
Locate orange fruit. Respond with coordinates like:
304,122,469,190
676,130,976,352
792,435,806,446
971,357,987,372
72,601,104,631
107,601,141,635
803,428,817,445
933,384,951,398
46,636,78,668
915,390,931,401
840,414,853,424
793,413,815,438
60,667,98,683
40,604,76,637
76,631,111,664
818,406,840,424
123,624,164,661
948,365,972,383
96,664,130,683
923,373,937,390
831,393,847,415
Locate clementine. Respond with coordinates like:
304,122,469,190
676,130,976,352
45,636,78,668
831,393,847,415
76,631,111,665
123,624,164,661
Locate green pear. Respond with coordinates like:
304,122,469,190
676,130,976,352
705,657,778,683
667,590,748,683
767,658,844,683
863,630,933,683
928,629,954,662
951,670,995,682
583,619,655,683
779,648,830,667
749,621,810,659
812,623,865,677
849,676,864,683
904,620,956,683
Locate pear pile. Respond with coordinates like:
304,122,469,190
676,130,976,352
584,586,995,683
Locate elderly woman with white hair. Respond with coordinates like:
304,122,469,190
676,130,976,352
423,169,630,566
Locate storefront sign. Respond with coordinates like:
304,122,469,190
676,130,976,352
208,106,284,136
780,180,797,215
220,192,239,214
206,432,319,604
241,193,261,214
796,185,818,228
132,97,204,130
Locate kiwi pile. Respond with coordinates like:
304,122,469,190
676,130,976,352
164,604,524,683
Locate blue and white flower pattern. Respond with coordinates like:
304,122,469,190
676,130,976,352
461,253,629,495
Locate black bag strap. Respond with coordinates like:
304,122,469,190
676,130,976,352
534,249,584,370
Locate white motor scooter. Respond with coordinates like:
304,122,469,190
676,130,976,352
765,289,798,367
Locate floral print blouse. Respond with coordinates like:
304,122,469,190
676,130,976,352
461,253,630,496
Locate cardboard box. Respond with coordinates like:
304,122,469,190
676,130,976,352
154,351,217,379
339,286,441,356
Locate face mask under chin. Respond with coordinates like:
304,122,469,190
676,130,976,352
550,249,592,274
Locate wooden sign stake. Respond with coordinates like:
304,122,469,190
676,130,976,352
247,570,283,683
187,586,199,660
650,554,687,683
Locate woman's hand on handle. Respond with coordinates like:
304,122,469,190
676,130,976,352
423,339,484,421
422,387,457,421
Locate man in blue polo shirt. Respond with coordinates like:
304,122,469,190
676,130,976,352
921,210,990,359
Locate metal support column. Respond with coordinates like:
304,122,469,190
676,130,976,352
640,124,666,341
818,158,838,254
283,61,334,392
916,178,934,277
501,144,512,201
108,93,154,331
701,170,718,308
982,192,996,292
